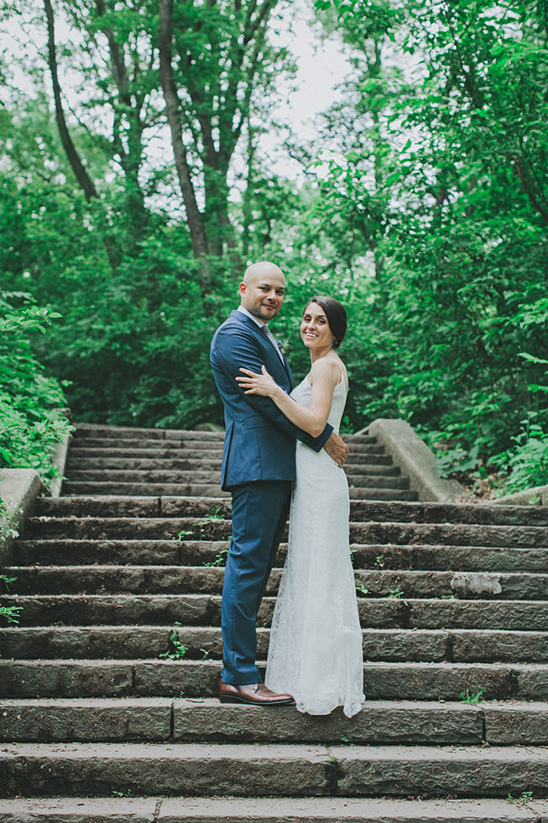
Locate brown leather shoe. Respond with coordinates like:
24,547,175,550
219,680,294,706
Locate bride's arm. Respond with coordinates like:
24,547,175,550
236,358,341,438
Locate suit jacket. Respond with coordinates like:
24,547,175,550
210,310,333,490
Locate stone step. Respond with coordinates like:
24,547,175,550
73,426,226,441
61,482,232,497
68,439,382,456
0,796,546,823
33,496,548,527
3,659,546,700
2,697,546,745
72,425,376,443
2,625,546,663
61,467,405,487
1,741,548,799
4,593,548,630
69,435,385,454
6,564,548,601
14,539,548,572
23,515,548,547
61,482,417,500
66,455,402,476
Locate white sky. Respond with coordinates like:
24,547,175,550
0,1,352,189
265,3,351,177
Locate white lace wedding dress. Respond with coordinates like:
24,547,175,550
265,366,364,717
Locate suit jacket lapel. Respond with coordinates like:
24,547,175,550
231,310,293,391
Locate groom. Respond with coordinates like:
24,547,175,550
210,261,349,706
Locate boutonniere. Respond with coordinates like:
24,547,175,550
277,339,290,356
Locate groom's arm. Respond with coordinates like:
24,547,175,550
212,323,333,452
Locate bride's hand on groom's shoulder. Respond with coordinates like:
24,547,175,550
236,365,278,397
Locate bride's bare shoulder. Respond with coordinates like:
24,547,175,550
310,356,343,384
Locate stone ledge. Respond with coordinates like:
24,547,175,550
0,469,43,565
491,484,548,507
49,432,72,498
363,419,464,503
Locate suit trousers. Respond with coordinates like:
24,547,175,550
221,480,291,685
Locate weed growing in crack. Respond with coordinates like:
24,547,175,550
204,548,229,567
0,574,21,625
160,627,188,659
388,585,404,599
507,791,533,805
460,688,485,704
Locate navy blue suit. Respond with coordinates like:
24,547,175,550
211,310,333,684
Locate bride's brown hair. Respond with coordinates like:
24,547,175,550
306,296,347,349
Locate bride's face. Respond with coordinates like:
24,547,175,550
300,303,336,351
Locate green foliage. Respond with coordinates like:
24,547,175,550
491,426,548,494
159,627,189,660
1,0,547,499
0,294,73,487
308,0,548,491
0,573,22,626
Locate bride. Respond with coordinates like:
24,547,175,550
236,295,364,718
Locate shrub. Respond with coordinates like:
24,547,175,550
0,293,73,489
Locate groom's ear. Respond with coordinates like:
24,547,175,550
239,282,246,299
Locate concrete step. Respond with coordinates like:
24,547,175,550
23,515,548,548
2,697,546,745
0,796,546,823
4,593,548,630
2,625,547,663
3,659,547,700
15,538,548,572
1,741,548,798
6,564,548,600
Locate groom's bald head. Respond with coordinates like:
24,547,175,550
244,261,285,285
239,261,285,323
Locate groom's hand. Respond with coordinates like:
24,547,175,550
324,432,349,467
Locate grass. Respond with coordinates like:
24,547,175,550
460,688,485,704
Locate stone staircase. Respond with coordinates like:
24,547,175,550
61,423,419,501
1,424,548,821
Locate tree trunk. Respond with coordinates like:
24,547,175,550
44,0,98,202
158,0,210,270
